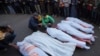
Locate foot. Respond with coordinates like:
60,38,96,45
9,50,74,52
9,43,18,49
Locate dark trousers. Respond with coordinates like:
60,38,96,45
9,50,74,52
70,5,77,17
29,25,38,32
59,7,64,17
0,33,16,50
64,7,69,17
51,2,60,16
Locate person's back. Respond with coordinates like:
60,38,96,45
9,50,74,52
0,25,16,51
42,15,55,27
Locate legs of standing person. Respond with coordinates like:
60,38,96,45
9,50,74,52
52,2,60,16
64,7,69,17
30,6,36,13
59,7,64,17
39,1,45,14
70,5,78,17
34,4,41,14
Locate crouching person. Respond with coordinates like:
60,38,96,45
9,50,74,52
42,13,55,28
28,13,42,32
0,25,16,50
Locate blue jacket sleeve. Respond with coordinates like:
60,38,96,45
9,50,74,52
29,17,38,27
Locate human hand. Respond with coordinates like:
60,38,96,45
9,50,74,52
38,23,42,26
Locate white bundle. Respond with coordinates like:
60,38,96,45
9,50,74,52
17,41,48,56
23,31,76,56
47,28,90,49
66,17,94,29
57,22,95,42
61,20,94,34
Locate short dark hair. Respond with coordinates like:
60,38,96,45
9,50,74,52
33,12,39,17
0,26,10,33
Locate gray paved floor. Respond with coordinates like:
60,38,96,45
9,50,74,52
0,15,100,56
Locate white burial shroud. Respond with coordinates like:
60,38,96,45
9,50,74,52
61,20,94,34
17,42,48,56
23,31,76,56
47,28,90,49
57,22,95,41
66,17,94,29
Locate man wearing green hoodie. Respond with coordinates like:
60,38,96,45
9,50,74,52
42,14,55,28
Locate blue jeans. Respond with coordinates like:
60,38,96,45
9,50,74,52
70,5,77,17
64,7,69,17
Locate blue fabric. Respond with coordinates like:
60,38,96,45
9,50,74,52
71,0,78,5
28,17,39,31
70,5,77,17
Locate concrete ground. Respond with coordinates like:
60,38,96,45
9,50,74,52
0,15,100,56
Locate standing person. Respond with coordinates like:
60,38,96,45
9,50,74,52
28,0,36,13
12,0,22,14
44,0,52,15
39,0,46,14
70,0,78,18
0,25,16,50
51,0,60,16
42,13,55,28
28,13,42,32
4,0,16,14
61,0,71,17
59,1,64,17
19,0,27,14
86,0,94,19
81,1,87,18
0,0,5,14
77,0,84,18
34,0,41,14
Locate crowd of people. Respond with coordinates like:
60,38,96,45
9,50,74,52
0,0,100,24
0,0,99,56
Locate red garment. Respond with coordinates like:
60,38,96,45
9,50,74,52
87,4,93,11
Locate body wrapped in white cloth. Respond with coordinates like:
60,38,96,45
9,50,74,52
23,31,76,56
47,28,90,49
61,20,94,34
57,22,95,42
66,17,94,29
17,41,48,56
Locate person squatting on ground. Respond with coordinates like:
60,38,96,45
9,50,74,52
28,13,42,32
42,13,55,28
0,25,16,50
28,12,55,32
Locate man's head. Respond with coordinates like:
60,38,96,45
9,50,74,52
0,25,12,33
33,12,39,19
